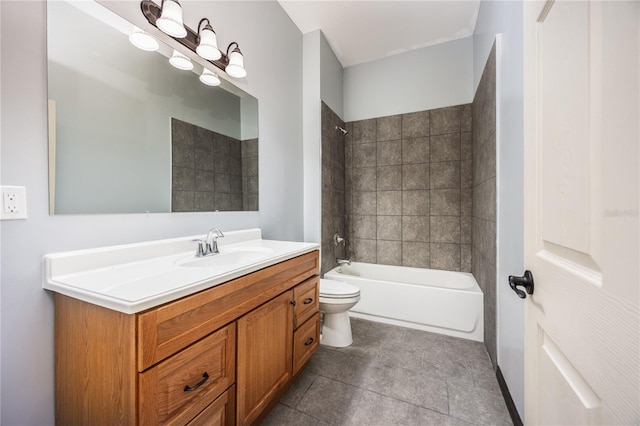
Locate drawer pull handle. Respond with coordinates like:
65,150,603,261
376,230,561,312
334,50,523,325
304,337,315,346
303,298,314,305
184,372,209,392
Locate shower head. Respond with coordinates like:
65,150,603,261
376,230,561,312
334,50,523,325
335,125,348,136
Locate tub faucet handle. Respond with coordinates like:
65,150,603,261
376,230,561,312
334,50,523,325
334,233,345,246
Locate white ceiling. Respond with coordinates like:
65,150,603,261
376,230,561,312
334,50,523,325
278,1,481,68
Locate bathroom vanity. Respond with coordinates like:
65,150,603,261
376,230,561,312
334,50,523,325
44,229,319,425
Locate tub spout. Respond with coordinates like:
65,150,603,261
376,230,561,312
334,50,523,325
336,258,351,266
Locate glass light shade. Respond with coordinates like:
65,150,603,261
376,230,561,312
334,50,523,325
156,0,187,38
128,29,159,51
169,50,193,70
226,49,247,79
196,27,221,61
199,68,221,86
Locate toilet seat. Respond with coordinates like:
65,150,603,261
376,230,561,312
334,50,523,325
320,278,360,299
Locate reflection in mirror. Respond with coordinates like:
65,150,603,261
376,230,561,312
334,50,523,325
47,0,258,214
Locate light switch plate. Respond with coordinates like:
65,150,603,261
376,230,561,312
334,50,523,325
1,186,27,220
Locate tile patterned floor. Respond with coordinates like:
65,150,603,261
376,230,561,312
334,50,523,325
261,318,512,426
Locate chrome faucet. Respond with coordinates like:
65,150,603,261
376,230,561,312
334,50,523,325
336,258,351,266
205,227,224,255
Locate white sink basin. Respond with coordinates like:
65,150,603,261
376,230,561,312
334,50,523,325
176,247,275,268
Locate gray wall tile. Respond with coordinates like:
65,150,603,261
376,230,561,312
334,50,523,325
401,111,429,138
377,115,402,141
172,190,194,212
402,242,429,268
353,143,377,168
352,119,377,144
472,43,497,367
377,191,402,215
402,190,430,215
195,191,214,211
402,163,430,190
377,215,402,241
377,166,402,190
430,189,460,216
377,240,402,266
430,243,461,271
430,133,461,162
352,167,377,191
353,191,377,215
402,137,430,164
430,161,461,190
402,215,430,242
345,104,472,274
172,167,194,191
430,106,461,136
377,140,402,166
430,216,461,243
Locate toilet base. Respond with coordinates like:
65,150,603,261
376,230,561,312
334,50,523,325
320,311,353,347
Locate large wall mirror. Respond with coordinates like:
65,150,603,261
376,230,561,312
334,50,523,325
47,0,259,214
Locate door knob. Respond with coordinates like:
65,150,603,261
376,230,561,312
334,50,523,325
509,270,534,299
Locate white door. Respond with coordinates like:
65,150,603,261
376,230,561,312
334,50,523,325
523,0,639,424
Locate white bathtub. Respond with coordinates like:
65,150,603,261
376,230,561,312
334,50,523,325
324,262,484,342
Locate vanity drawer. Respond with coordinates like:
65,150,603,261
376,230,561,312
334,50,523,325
293,276,319,328
187,385,235,426
293,313,320,375
138,251,319,370
139,323,236,425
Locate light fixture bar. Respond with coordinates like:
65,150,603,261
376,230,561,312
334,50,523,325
141,0,230,74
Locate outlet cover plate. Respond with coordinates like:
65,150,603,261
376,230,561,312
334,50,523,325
1,186,27,220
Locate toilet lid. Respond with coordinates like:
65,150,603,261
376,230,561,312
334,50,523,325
320,278,360,298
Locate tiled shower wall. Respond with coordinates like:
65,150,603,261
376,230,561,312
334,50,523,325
321,102,347,275
472,43,497,366
171,118,258,212
344,105,473,271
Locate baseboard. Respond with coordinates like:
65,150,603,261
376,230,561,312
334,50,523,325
496,366,523,426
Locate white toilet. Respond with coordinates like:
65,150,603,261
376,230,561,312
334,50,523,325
319,278,361,347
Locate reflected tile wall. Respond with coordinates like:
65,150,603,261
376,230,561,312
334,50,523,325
472,42,497,367
345,104,472,272
171,118,256,212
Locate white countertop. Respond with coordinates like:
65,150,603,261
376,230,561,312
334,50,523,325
43,229,319,314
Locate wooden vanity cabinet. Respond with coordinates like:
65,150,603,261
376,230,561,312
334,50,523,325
54,250,319,426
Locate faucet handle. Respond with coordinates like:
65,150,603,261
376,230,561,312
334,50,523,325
192,239,207,257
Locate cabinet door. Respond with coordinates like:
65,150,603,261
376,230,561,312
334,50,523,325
236,291,293,425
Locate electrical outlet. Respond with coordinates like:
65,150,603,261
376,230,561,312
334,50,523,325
1,186,27,220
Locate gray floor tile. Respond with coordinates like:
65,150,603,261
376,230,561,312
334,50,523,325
261,404,318,426
267,319,511,426
306,346,353,380
296,376,360,425
343,389,416,426
448,381,513,425
389,368,449,414
281,368,318,408
335,332,382,359
341,355,396,394
411,406,475,426
374,342,424,371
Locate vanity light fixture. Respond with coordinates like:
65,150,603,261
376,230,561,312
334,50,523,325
129,27,159,51
169,49,193,70
196,19,221,61
225,42,247,79
155,0,187,38
199,68,221,86
141,1,247,79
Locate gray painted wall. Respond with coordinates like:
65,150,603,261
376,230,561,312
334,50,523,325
343,37,474,122
473,1,525,418
0,1,303,423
